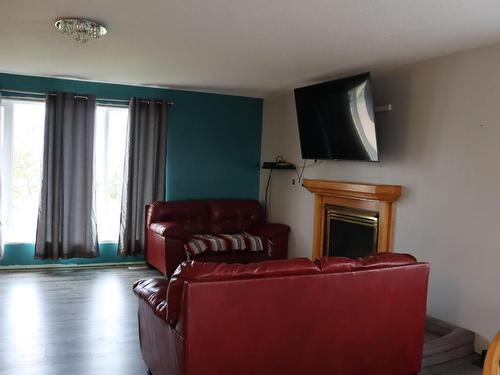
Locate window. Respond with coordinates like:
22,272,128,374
95,106,128,242
0,99,129,245
0,99,45,243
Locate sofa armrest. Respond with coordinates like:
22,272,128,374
146,201,169,228
133,278,169,321
146,223,191,278
247,223,290,238
165,236,189,278
134,277,185,375
149,222,192,242
247,223,290,260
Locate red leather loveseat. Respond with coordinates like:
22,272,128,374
133,253,430,375
145,199,290,277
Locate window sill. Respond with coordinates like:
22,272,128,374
4,241,34,246
4,241,119,246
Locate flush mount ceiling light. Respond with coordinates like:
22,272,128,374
54,18,107,43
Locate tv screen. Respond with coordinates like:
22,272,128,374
294,72,378,161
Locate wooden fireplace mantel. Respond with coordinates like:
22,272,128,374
303,179,402,259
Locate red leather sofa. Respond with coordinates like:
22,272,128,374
145,199,290,277
133,253,430,375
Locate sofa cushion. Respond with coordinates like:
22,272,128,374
208,200,264,234
315,256,361,273
192,251,271,264
185,233,269,256
357,253,417,269
133,277,170,321
166,258,320,326
316,253,417,274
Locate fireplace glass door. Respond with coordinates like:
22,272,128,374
324,205,379,258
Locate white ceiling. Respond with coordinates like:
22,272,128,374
2,0,500,97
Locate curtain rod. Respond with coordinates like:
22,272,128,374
0,89,174,106
0,95,130,109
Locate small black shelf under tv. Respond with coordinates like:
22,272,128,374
262,162,296,170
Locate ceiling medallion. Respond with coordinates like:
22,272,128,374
54,18,107,43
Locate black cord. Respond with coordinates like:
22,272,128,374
297,159,307,182
294,159,307,183
264,169,273,221
264,157,314,219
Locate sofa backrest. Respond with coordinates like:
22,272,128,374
146,199,264,234
167,257,319,326
172,253,429,375
207,200,263,233
167,253,419,327
146,200,210,233
314,252,417,273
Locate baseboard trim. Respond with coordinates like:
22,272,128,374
0,261,148,272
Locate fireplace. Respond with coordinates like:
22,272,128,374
303,179,402,258
324,205,378,258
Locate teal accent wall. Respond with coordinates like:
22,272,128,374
0,73,263,266
1,243,140,266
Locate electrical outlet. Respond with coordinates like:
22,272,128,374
292,178,296,185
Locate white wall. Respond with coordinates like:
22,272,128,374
260,42,500,350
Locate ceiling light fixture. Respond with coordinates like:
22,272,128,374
54,18,107,43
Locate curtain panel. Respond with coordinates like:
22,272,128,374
0,176,3,260
0,93,3,260
35,92,99,259
118,98,169,256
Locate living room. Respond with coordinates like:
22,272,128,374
1,1,500,375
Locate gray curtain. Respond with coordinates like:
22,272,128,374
0,158,3,260
0,93,3,260
35,92,99,259
118,98,168,256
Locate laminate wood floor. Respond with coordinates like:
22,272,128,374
0,267,160,375
0,267,485,375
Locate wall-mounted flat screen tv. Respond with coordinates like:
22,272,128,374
294,72,378,161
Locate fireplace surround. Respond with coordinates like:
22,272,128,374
303,179,402,258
